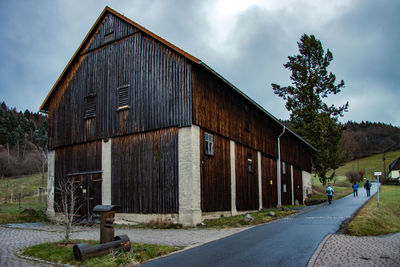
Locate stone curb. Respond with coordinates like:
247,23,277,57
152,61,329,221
15,249,74,267
306,234,332,267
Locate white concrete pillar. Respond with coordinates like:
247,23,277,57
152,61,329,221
257,151,262,210
291,165,294,205
46,150,55,218
178,125,201,226
277,159,282,208
302,171,312,202
230,140,237,215
102,139,112,205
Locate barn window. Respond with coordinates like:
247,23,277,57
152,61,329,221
85,94,96,119
205,132,214,156
247,153,253,172
282,161,286,175
117,85,130,111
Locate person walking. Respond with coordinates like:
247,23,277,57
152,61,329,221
364,180,371,197
352,182,358,197
326,184,335,204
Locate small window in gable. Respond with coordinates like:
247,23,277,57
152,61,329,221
85,94,96,119
117,85,130,111
205,132,214,156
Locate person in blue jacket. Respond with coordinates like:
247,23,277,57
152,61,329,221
352,182,358,197
326,184,335,204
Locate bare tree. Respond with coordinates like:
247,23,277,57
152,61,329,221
34,145,48,185
55,178,81,241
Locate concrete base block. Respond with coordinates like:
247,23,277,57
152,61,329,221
178,209,202,227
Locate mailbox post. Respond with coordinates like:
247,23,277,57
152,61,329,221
93,205,121,243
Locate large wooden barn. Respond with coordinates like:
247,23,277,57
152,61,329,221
41,7,315,226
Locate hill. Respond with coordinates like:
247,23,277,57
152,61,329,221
0,102,48,177
340,121,400,161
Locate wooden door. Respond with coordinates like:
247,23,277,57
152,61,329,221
262,155,277,208
67,171,102,223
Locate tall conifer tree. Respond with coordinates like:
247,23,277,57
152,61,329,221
272,34,348,184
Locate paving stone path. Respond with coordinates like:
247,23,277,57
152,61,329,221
308,233,400,267
1,220,399,266
0,223,244,266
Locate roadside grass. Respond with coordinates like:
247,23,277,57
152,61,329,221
0,173,47,224
21,239,181,266
345,185,400,236
201,209,296,229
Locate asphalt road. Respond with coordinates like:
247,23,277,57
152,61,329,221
142,184,377,267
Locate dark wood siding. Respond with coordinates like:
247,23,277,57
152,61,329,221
54,141,102,221
293,167,303,204
84,13,139,54
111,127,178,213
280,133,312,173
261,154,277,208
235,143,258,211
48,15,192,149
192,65,281,158
200,129,231,212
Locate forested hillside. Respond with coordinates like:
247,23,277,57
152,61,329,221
0,102,48,177
282,120,400,162
340,121,400,161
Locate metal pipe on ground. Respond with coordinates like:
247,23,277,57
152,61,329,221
73,234,131,260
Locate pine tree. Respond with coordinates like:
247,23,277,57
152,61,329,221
272,34,348,184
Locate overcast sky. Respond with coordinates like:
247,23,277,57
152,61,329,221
0,0,399,126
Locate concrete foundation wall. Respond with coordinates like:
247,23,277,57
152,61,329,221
102,139,112,205
46,150,55,218
178,125,201,226
230,140,237,215
302,171,312,202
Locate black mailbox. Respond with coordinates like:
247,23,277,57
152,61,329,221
93,205,121,244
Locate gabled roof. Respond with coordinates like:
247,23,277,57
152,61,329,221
389,157,400,171
40,6,200,112
40,6,316,151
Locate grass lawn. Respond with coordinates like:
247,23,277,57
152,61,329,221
0,173,47,224
0,173,47,201
335,150,400,180
21,239,181,267
309,174,353,202
345,185,400,236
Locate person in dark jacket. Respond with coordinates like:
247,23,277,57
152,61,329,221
364,180,371,197
352,182,358,197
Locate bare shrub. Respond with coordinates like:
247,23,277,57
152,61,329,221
345,171,362,183
55,178,82,241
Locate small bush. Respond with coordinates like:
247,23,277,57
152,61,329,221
345,171,361,183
